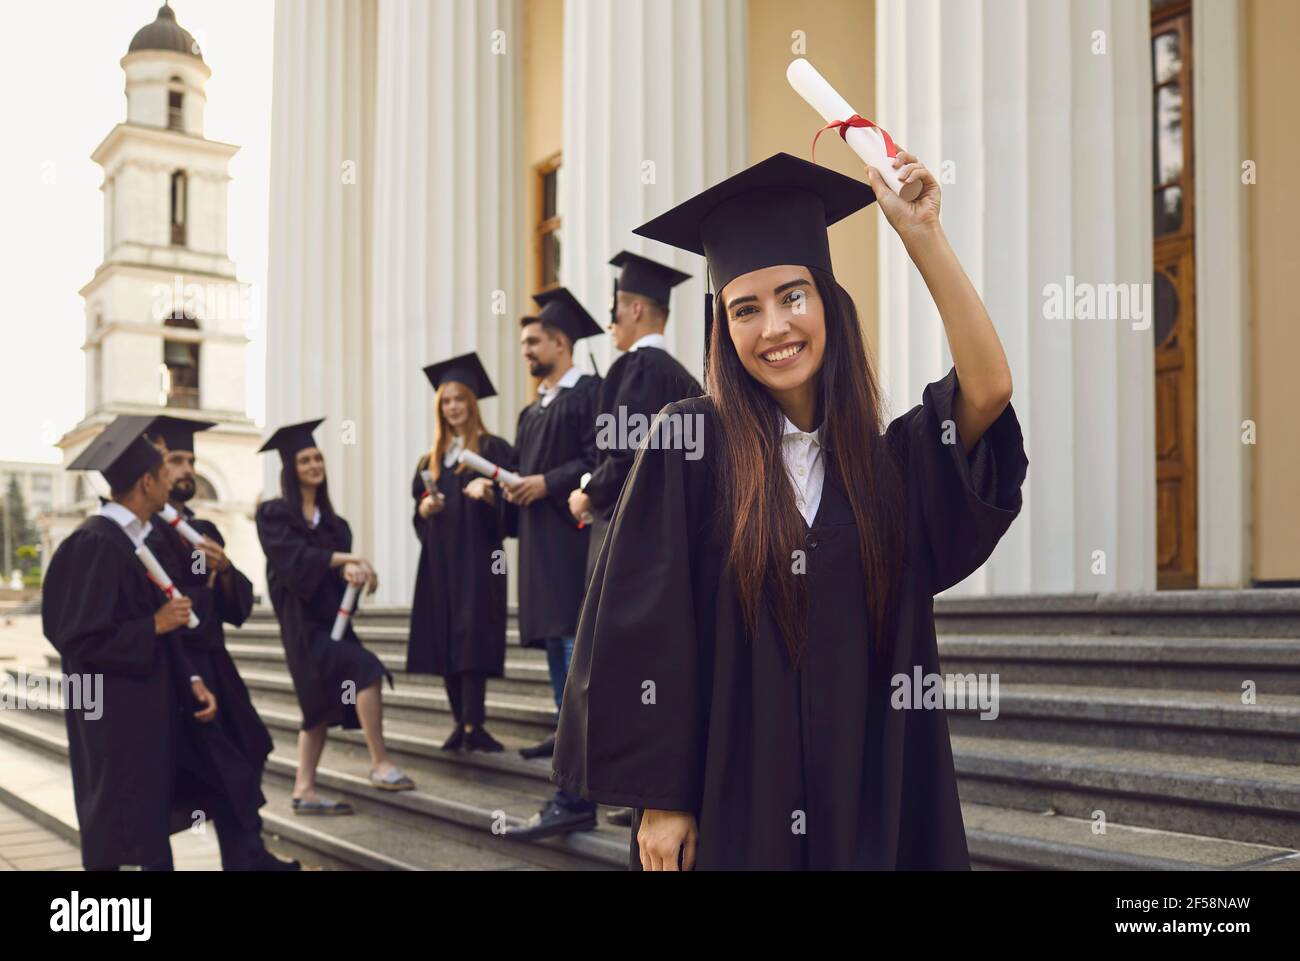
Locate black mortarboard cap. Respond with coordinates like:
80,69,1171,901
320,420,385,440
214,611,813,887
143,414,216,453
257,418,325,464
530,287,603,345
608,251,692,307
423,352,496,400
67,415,164,491
633,152,876,296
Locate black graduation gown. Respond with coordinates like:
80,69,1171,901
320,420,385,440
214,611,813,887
582,346,702,583
552,367,1028,870
145,511,271,835
505,372,601,646
255,498,392,730
407,434,514,677
41,515,204,869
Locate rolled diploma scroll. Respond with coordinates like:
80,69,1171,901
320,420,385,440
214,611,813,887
786,58,921,202
419,469,437,495
330,583,360,642
160,503,205,547
457,450,522,488
134,544,200,629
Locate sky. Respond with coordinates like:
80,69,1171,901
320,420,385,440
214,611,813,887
0,0,273,463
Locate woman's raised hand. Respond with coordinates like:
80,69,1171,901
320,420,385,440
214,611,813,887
867,149,940,234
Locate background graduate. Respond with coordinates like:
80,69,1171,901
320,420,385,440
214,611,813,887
568,251,702,586
256,419,415,812
501,289,602,839
407,353,514,753
552,151,1028,869
143,415,297,870
41,416,216,870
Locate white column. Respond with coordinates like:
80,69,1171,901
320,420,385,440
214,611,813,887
1193,0,1250,588
561,0,748,384
366,0,524,604
266,0,377,550
877,0,1155,596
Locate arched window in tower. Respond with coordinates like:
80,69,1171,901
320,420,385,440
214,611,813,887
170,170,187,246
163,312,200,409
168,76,184,131
193,474,218,502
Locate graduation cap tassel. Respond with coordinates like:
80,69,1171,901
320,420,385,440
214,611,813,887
703,288,714,390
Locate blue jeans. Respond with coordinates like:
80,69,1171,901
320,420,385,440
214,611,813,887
544,635,576,710
541,635,595,814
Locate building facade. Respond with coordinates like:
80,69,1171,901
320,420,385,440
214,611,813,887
45,3,264,593
266,0,1298,605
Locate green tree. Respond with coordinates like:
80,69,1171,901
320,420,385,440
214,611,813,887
1,476,40,578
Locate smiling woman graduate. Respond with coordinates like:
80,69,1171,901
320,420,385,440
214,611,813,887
407,353,515,753
551,151,1028,870
255,419,415,811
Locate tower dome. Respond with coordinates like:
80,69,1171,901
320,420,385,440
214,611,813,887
127,3,202,61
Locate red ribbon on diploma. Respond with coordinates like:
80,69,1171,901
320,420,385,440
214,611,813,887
146,574,178,599
811,114,900,165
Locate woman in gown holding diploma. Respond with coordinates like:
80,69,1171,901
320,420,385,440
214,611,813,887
407,354,514,752
551,150,1028,870
256,419,415,813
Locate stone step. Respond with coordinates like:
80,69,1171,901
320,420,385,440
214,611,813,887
260,728,625,870
14,663,1299,765
946,683,1300,764
220,644,553,698
951,736,1300,850
933,589,1300,638
961,801,1300,871
0,690,620,871
231,668,559,736
940,633,1300,695
254,704,562,798
250,689,554,743
247,590,1300,639
227,621,540,662
11,689,1293,871
0,710,250,870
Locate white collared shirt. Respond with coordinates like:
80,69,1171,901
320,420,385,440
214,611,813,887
628,332,667,352
781,415,825,527
309,505,321,528
98,500,154,549
443,435,465,469
539,365,582,408
102,501,204,683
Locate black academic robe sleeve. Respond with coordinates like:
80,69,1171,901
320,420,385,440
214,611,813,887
541,383,599,507
885,366,1028,594
42,529,158,679
191,518,255,629
255,498,335,599
412,454,433,538
553,403,706,811
479,435,516,542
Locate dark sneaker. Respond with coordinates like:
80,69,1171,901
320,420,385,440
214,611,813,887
465,726,505,753
505,801,597,841
441,726,466,751
518,734,555,759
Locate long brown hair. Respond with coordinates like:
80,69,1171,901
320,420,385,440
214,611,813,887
427,382,489,482
709,267,904,666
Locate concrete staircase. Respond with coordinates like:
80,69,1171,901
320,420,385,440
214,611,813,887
2,590,1299,870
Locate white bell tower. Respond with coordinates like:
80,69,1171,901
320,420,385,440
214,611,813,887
53,2,264,591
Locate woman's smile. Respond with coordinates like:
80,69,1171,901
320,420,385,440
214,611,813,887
758,340,807,368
